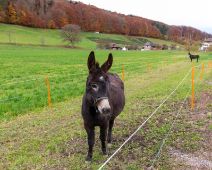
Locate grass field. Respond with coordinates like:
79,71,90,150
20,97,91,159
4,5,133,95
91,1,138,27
1,44,210,121
0,24,212,169
0,23,180,49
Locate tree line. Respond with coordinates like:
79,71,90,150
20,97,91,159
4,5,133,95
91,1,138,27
0,0,211,44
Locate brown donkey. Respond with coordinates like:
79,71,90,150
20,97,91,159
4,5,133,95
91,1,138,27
81,51,125,161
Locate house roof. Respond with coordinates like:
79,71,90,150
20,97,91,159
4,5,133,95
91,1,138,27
144,42,152,46
109,43,121,48
204,38,212,42
144,42,158,47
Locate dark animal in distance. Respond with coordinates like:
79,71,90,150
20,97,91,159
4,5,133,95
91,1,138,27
81,51,125,161
188,52,199,62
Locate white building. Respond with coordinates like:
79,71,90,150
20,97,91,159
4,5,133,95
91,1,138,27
200,38,212,51
122,47,128,51
143,42,152,50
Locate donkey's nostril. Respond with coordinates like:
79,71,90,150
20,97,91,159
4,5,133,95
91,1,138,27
102,108,111,114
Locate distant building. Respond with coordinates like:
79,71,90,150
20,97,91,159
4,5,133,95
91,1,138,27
109,43,122,50
205,38,212,43
143,42,160,50
200,38,212,51
122,47,126,51
143,42,152,50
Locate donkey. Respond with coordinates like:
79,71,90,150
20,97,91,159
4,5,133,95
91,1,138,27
81,51,125,161
188,52,199,62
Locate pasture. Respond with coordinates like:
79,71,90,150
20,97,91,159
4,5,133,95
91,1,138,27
0,24,180,49
1,45,208,121
0,24,212,169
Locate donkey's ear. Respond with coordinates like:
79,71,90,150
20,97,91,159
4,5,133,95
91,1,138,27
101,53,113,73
87,51,95,71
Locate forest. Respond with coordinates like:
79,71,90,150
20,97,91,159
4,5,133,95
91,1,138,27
0,0,211,43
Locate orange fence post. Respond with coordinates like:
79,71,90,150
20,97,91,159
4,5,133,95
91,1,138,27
122,64,125,81
199,63,204,80
191,66,195,110
45,76,52,108
209,61,212,68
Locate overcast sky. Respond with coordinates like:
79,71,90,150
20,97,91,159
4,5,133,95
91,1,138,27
78,0,212,34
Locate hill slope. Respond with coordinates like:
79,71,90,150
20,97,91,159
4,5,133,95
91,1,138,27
0,24,181,49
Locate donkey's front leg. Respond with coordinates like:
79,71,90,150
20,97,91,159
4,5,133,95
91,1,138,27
85,126,95,161
100,125,108,155
107,119,115,144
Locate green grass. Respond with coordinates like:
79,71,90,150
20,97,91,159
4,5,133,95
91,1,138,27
0,24,63,46
0,53,211,169
0,23,181,49
2,44,210,120
144,37,180,46
0,44,211,120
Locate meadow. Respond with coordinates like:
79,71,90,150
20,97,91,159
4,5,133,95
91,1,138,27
0,23,180,49
0,24,212,169
0,44,201,121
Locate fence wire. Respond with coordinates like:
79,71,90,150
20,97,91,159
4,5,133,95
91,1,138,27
149,66,202,168
98,67,193,170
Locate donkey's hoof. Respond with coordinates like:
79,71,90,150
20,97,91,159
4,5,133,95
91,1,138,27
85,156,92,163
103,153,108,157
108,143,112,148
102,150,108,156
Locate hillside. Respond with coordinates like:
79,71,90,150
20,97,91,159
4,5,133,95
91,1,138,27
0,0,211,44
0,24,181,49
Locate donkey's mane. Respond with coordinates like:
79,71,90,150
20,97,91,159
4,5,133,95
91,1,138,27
95,62,100,69
90,62,101,73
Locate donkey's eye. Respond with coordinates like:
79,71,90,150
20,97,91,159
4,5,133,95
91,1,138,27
91,84,99,91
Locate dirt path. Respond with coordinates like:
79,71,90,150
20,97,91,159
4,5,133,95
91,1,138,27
170,148,212,169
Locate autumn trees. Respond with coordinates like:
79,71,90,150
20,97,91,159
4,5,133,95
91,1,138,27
0,0,211,42
6,2,17,23
0,5,6,22
0,0,53,27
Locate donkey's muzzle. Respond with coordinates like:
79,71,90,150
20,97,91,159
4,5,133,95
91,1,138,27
102,107,111,114
97,98,111,114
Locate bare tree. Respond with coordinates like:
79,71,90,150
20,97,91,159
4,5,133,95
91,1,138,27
60,24,81,47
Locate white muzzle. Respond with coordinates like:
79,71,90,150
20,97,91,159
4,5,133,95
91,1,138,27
97,99,111,114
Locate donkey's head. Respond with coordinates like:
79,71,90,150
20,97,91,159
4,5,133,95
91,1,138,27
86,51,113,115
